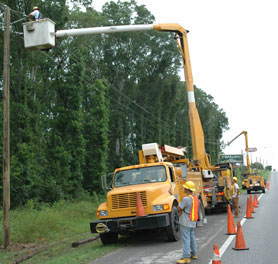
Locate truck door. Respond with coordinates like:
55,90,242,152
169,166,179,201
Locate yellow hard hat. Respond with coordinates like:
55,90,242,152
33,6,39,10
233,177,238,182
183,181,195,191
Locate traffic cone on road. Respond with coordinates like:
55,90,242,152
245,197,254,219
136,192,147,217
233,220,249,250
212,243,222,264
249,195,255,213
266,181,270,190
253,194,259,207
226,204,236,235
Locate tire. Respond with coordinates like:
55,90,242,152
100,232,118,245
263,188,265,193
166,206,180,241
247,190,251,194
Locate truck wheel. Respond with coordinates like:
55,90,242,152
100,232,118,245
263,188,265,193
247,190,250,194
166,206,180,241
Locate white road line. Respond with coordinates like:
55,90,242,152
208,193,264,264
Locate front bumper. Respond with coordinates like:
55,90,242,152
90,213,170,233
248,185,264,191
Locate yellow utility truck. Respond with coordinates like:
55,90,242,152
91,143,207,244
227,131,265,194
246,173,266,194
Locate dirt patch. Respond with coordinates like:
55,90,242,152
0,242,42,252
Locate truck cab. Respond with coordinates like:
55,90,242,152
90,162,182,244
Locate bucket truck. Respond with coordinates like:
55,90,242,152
22,20,231,244
226,131,265,193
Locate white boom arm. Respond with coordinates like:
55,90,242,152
22,19,155,49
56,24,154,38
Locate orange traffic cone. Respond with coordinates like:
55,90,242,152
266,181,270,190
226,204,236,235
245,197,254,219
253,194,259,207
212,243,222,264
233,220,249,250
136,192,146,217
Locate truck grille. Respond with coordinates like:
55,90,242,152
111,192,147,209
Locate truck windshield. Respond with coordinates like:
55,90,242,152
114,166,167,187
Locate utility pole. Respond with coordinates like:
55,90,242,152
3,6,11,249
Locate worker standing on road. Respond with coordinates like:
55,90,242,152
28,6,43,21
232,177,240,218
176,181,199,264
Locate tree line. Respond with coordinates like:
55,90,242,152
0,0,229,207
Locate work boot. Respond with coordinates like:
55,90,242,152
190,253,198,259
176,258,190,264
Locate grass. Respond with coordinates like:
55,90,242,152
262,170,270,181
0,196,127,264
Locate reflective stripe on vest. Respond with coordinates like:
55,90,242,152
188,195,199,221
233,185,235,195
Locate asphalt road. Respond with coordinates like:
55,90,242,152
91,172,277,264
220,171,278,264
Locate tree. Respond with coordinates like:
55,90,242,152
265,165,272,171
251,162,264,170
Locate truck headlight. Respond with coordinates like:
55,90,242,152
152,204,169,211
97,210,108,217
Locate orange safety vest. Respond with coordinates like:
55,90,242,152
188,195,199,221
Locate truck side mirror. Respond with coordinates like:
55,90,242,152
101,173,114,191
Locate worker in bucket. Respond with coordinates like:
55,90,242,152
28,6,43,21
232,177,240,218
176,181,199,264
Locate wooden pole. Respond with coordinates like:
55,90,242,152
3,6,11,249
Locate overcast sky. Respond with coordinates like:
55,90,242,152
93,0,278,169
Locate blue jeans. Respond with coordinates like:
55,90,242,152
180,225,197,258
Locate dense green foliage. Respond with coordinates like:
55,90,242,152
0,0,229,207
251,161,264,170
265,165,272,171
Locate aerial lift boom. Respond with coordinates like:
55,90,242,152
227,131,265,193
23,21,212,171
227,131,251,174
